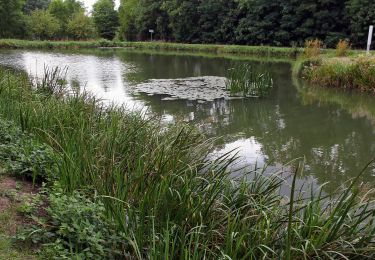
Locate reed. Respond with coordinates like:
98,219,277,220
1,67,375,258
226,64,274,98
303,55,375,93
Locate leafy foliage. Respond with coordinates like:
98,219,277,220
93,0,119,40
28,9,60,40
117,0,370,48
0,0,26,38
0,0,374,47
19,185,128,259
67,12,96,40
48,0,85,37
0,119,57,181
23,0,51,15
346,0,375,48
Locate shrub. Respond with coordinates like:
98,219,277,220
28,10,60,40
336,39,350,57
67,12,97,40
18,184,128,259
304,39,323,58
0,119,57,182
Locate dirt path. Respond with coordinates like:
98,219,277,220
0,174,38,259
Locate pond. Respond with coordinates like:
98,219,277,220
1,48,375,193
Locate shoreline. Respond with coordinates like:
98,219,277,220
0,60,375,258
0,39,303,58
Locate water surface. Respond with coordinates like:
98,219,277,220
1,48,374,193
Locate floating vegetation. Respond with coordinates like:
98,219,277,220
226,64,274,98
132,76,229,102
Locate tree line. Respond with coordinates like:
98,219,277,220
0,0,118,40
119,0,375,48
1,0,375,48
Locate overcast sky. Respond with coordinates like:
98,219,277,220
82,0,120,12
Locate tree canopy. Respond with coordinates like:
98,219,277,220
93,0,119,40
118,0,375,47
23,0,51,14
28,9,60,39
0,0,26,38
1,0,375,47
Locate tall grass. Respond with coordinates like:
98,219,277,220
226,64,274,98
303,55,375,93
304,39,323,58
1,67,375,258
336,39,351,57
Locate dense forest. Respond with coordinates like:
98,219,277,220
1,0,375,47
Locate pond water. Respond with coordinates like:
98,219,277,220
1,48,375,193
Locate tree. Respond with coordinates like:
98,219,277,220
92,0,119,40
235,0,283,45
346,0,375,47
163,0,200,43
197,0,232,43
118,0,139,40
0,0,26,38
28,9,60,39
67,11,96,40
48,0,84,37
134,0,169,41
23,0,50,14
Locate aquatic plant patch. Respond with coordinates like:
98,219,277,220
226,64,274,98
132,76,230,102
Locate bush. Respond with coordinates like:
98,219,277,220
0,119,57,181
28,10,60,40
304,39,323,58
18,184,128,259
67,12,97,40
336,39,350,57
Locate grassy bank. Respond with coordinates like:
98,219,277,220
300,56,375,93
0,39,302,58
1,66,375,258
291,39,374,93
